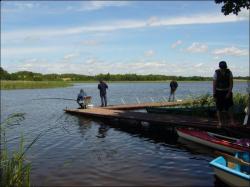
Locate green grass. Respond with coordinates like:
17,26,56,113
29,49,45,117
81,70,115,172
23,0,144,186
1,80,73,90
1,113,31,187
184,92,249,108
1,113,63,186
182,93,249,119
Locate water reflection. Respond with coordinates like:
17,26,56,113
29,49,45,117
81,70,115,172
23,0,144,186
96,123,109,138
76,116,92,138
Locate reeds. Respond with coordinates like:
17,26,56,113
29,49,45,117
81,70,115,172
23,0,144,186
0,112,66,186
185,92,249,108
1,80,72,90
184,93,215,107
1,113,31,187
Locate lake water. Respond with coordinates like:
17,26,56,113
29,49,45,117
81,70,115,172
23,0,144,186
1,81,248,186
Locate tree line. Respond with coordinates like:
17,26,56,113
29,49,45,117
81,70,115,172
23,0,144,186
0,67,249,82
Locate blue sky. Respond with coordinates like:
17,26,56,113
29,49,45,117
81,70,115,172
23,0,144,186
1,1,249,76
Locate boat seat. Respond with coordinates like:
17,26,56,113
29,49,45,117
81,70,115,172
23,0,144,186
236,152,250,174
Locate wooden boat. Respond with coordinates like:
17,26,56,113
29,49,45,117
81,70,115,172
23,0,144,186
176,128,250,154
210,152,250,187
146,105,216,117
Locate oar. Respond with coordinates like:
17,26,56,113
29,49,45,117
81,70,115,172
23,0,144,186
214,151,250,166
207,132,238,142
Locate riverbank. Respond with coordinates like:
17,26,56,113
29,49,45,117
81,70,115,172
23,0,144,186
0,79,248,90
0,80,73,90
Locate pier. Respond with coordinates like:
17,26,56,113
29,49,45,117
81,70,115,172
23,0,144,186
65,108,219,130
103,101,187,110
64,101,250,136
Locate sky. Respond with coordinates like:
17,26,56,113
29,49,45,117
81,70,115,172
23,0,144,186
1,1,249,76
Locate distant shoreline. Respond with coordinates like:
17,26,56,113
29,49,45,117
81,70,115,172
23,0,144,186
0,80,248,90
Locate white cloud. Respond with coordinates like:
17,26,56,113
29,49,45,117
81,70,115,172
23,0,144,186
171,40,182,48
63,53,78,60
8,58,48,72
1,47,62,56
238,8,250,19
77,1,130,11
213,56,220,60
212,46,249,56
4,57,249,76
2,12,248,41
80,40,100,46
144,50,155,57
186,42,208,53
193,63,203,68
146,16,158,26
1,2,41,13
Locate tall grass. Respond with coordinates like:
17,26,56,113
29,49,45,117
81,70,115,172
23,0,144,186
0,112,66,186
184,94,215,107
184,92,249,109
1,113,30,187
233,92,249,110
1,80,72,90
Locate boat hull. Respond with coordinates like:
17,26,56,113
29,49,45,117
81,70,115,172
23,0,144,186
176,129,248,154
210,155,250,187
213,167,249,187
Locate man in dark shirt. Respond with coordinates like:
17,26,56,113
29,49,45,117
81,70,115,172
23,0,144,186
98,80,108,107
168,80,178,102
213,61,234,127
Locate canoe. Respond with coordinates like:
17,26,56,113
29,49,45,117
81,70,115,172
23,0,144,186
146,106,216,117
176,128,250,154
210,152,250,187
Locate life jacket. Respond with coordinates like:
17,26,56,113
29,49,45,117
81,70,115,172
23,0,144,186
215,69,231,90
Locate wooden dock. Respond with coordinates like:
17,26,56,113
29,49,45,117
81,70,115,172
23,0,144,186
65,102,250,136
101,101,187,110
65,108,220,130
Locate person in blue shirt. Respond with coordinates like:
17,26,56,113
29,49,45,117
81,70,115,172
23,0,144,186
98,80,108,107
77,89,87,108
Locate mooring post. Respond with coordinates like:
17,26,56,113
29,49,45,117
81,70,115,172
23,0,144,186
162,96,168,102
136,97,141,104
121,98,126,104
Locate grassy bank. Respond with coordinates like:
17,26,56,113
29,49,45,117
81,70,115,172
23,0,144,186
1,80,248,90
1,80,73,90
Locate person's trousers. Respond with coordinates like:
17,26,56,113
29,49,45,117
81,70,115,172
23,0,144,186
168,90,176,102
100,94,107,107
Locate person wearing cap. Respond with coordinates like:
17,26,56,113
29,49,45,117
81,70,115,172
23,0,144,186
77,89,87,108
213,61,234,127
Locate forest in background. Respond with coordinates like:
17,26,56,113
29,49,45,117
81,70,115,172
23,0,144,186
0,67,249,82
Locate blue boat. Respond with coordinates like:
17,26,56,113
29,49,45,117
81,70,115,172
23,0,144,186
210,152,250,187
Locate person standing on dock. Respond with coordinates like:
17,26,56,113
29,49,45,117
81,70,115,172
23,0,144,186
213,61,234,128
168,79,178,102
98,80,108,107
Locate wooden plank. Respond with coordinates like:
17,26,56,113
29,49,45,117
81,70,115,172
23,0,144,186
100,101,188,110
64,108,220,130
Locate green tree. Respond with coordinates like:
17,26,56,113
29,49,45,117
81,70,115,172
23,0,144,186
0,67,10,80
215,0,250,15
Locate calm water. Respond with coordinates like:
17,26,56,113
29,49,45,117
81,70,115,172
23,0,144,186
1,82,248,186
